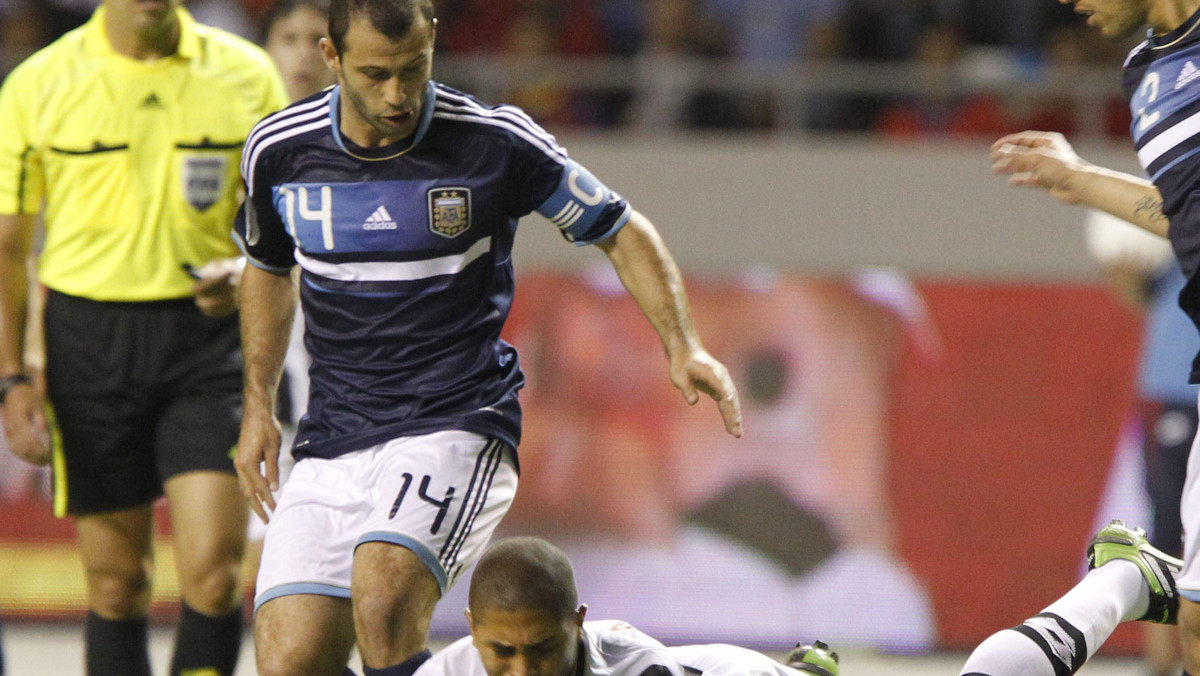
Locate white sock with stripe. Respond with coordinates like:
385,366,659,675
959,560,1148,676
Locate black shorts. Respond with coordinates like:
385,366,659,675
44,289,243,516
1141,399,1196,557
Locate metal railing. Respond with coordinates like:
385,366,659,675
434,54,1127,138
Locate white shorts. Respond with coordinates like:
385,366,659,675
1176,390,1200,599
254,430,518,610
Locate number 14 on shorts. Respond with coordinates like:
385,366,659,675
389,472,455,534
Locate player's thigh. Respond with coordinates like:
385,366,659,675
163,470,247,608
255,593,355,676
356,431,518,594
74,504,156,616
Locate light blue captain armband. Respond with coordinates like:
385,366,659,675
536,159,631,245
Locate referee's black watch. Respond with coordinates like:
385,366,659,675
0,374,32,405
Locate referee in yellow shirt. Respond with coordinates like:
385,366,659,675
0,1,287,674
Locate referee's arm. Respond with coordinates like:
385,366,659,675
594,209,742,438
0,213,50,464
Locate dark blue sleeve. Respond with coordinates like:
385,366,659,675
232,147,295,273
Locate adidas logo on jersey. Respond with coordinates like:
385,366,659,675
1177,61,1200,90
363,205,398,230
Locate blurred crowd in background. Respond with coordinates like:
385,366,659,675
0,0,1138,136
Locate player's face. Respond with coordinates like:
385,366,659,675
104,0,181,35
321,13,435,147
1060,0,1148,40
266,6,337,102
468,606,585,676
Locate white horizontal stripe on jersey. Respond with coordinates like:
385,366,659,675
433,108,566,166
1139,109,1200,168
296,237,493,282
241,93,333,179
246,118,333,196
434,88,562,148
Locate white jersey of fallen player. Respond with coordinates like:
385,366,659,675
418,620,806,676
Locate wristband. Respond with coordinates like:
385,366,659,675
0,374,32,405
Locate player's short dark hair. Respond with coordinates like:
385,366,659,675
328,0,435,54
468,537,579,622
258,0,332,44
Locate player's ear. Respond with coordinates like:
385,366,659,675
575,604,587,627
318,37,341,73
466,608,476,633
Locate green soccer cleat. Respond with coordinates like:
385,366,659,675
786,640,839,676
1086,519,1183,624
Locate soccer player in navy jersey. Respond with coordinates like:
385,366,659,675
231,1,742,675
991,0,1200,674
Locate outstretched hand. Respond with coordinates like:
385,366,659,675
990,131,1090,205
670,348,743,437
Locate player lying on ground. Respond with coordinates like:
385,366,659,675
960,520,1181,676
414,537,840,676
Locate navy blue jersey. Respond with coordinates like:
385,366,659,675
1125,10,1200,382
234,82,631,460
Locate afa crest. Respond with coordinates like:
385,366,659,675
428,187,472,238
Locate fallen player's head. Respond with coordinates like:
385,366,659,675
467,538,587,676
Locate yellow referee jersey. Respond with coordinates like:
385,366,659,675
0,6,288,301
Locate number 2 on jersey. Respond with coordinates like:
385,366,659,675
389,473,457,534
1138,72,1162,133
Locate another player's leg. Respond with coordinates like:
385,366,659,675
75,506,156,676
164,471,248,676
960,520,1181,676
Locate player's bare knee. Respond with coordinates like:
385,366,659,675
84,562,153,618
179,559,242,615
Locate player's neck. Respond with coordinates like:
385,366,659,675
1149,0,1200,34
104,11,181,61
338,97,408,149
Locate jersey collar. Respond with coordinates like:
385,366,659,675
84,5,201,60
328,81,437,162
1148,4,1200,50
